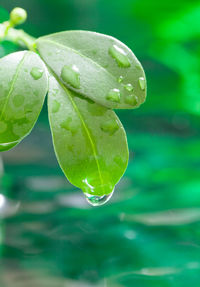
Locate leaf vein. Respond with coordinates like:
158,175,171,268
0,52,28,121
49,71,105,193
38,39,118,86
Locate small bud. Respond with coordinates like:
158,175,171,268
10,7,27,26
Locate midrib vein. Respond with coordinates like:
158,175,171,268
48,69,105,193
39,39,118,84
0,53,27,121
62,83,104,192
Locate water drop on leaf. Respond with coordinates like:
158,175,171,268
135,64,141,70
124,83,134,92
13,94,25,107
52,100,60,113
114,155,124,166
60,117,78,135
109,45,131,68
61,65,80,89
106,88,121,103
139,77,145,90
118,76,124,83
14,110,26,120
100,119,119,135
30,67,44,80
125,95,138,106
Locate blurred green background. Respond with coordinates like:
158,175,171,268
0,1,200,286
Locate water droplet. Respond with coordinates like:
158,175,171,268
125,95,138,106
139,77,145,90
135,63,141,70
0,121,7,133
60,119,70,130
118,76,124,83
124,83,134,92
13,94,25,107
14,110,25,120
67,144,74,152
87,102,107,116
109,45,131,68
100,119,119,135
52,100,60,113
30,67,44,80
85,190,114,206
25,112,33,121
61,65,80,89
60,117,78,135
106,88,120,103
114,155,123,166
52,89,59,97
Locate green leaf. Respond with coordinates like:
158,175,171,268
0,51,48,151
0,141,20,152
48,73,129,200
36,31,146,109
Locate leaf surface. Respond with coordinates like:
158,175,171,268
37,31,146,109
0,51,48,151
48,74,129,197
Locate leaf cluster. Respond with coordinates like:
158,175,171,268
0,30,146,199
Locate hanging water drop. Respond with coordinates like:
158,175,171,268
106,88,121,103
124,83,134,92
125,94,138,106
61,65,80,89
85,190,114,206
30,67,44,80
139,77,145,90
109,45,131,68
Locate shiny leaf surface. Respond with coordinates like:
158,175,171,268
37,31,146,109
48,73,129,199
0,51,48,151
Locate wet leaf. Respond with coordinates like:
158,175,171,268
48,73,129,200
36,31,146,109
0,51,48,151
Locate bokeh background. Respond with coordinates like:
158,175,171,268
0,1,200,286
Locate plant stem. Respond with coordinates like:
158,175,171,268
0,23,36,51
